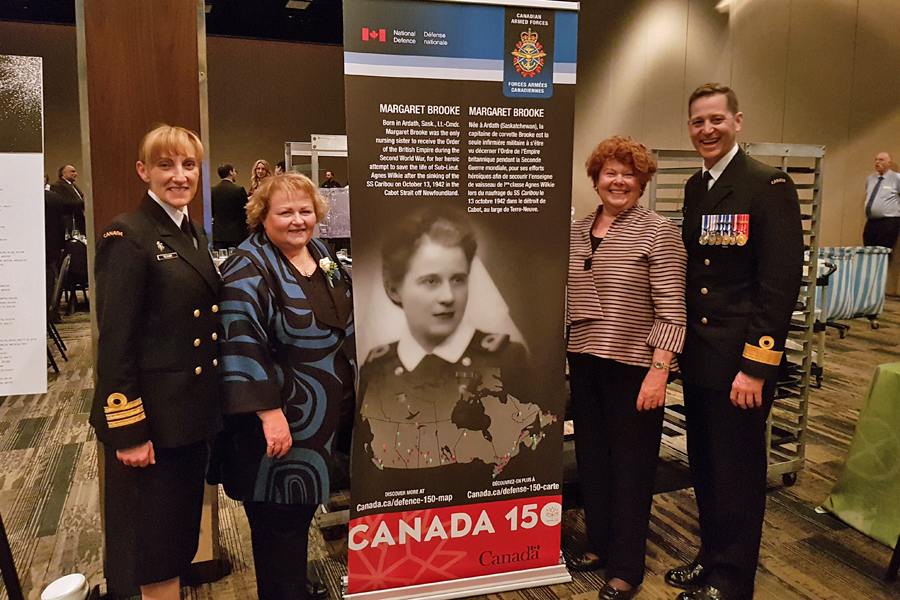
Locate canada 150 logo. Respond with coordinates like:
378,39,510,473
511,28,546,78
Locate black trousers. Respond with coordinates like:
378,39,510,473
683,382,774,600
243,502,318,600
568,353,663,587
863,217,900,249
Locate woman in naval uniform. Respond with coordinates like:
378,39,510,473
91,125,222,600
355,209,530,496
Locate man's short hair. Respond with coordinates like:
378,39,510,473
58,165,71,179
276,160,286,171
688,83,739,117
218,163,234,179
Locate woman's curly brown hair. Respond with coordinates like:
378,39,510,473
585,136,657,190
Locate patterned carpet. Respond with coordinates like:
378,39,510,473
1,300,900,599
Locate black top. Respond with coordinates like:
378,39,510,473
590,232,603,253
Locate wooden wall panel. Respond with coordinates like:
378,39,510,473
729,0,791,145
844,0,900,294
683,0,733,110
83,0,203,234
206,37,346,188
640,0,690,152
782,0,857,247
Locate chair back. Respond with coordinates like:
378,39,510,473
49,254,72,319
65,239,88,286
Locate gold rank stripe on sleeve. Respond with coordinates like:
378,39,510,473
742,343,783,366
103,393,147,428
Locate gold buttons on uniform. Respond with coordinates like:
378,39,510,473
212,359,218,367
701,287,708,295
211,332,218,341
195,366,202,375
194,339,201,347
701,317,708,324
461,357,472,367
704,259,710,266
211,304,219,313
194,309,200,317
394,367,404,376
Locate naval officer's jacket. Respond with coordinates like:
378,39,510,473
679,149,804,391
90,195,223,450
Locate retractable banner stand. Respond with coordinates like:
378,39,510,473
0,55,46,396
343,2,578,598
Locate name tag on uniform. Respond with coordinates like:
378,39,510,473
156,252,179,261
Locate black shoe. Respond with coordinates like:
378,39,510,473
665,561,708,591
598,582,639,600
568,552,605,572
307,580,327,599
676,584,728,600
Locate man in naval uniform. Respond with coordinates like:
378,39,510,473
665,84,803,600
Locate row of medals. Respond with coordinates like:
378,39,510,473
700,229,747,246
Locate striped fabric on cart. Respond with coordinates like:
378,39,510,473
816,246,891,322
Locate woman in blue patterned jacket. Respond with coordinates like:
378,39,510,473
213,173,354,600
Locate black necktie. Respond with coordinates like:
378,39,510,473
702,171,713,193
180,217,195,246
866,176,883,219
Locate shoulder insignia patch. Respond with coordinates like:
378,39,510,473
481,332,510,352
770,178,786,185
103,393,146,428
103,230,123,238
366,344,391,362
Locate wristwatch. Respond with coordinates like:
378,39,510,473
652,361,671,371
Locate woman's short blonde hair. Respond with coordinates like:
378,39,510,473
246,172,328,233
585,136,657,190
138,125,203,165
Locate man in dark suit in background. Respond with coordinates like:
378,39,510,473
50,164,86,234
665,84,803,600
44,186,66,306
320,170,342,188
211,163,248,249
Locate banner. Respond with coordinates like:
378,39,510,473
0,55,46,396
343,1,577,596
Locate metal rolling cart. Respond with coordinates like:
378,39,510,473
649,143,824,486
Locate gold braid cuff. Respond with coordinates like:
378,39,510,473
104,393,146,428
742,343,782,366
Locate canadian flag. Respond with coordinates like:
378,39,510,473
363,28,386,42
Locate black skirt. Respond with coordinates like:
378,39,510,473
103,441,209,587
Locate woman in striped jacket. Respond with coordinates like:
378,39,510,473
566,136,687,600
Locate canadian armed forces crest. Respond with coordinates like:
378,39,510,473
511,28,546,77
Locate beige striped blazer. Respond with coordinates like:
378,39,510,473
567,205,687,368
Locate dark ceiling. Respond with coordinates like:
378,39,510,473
0,0,345,45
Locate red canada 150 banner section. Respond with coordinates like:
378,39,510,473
348,495,563,593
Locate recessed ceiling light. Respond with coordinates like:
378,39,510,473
286,0,311,8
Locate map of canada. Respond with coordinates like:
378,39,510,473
360,363,555,475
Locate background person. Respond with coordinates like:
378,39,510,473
274,160,286,175
863,152,900,249
213,173,354,600
50,163,85,234
667,83,803,600
320,169,341,188
248,158,271,196
566,136,687,600
211,162,248,249
91,125,222,600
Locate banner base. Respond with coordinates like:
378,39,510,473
342,561,572,600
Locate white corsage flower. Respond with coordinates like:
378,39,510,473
319,257,339,287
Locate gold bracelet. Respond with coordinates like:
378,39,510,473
652,361,671,371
